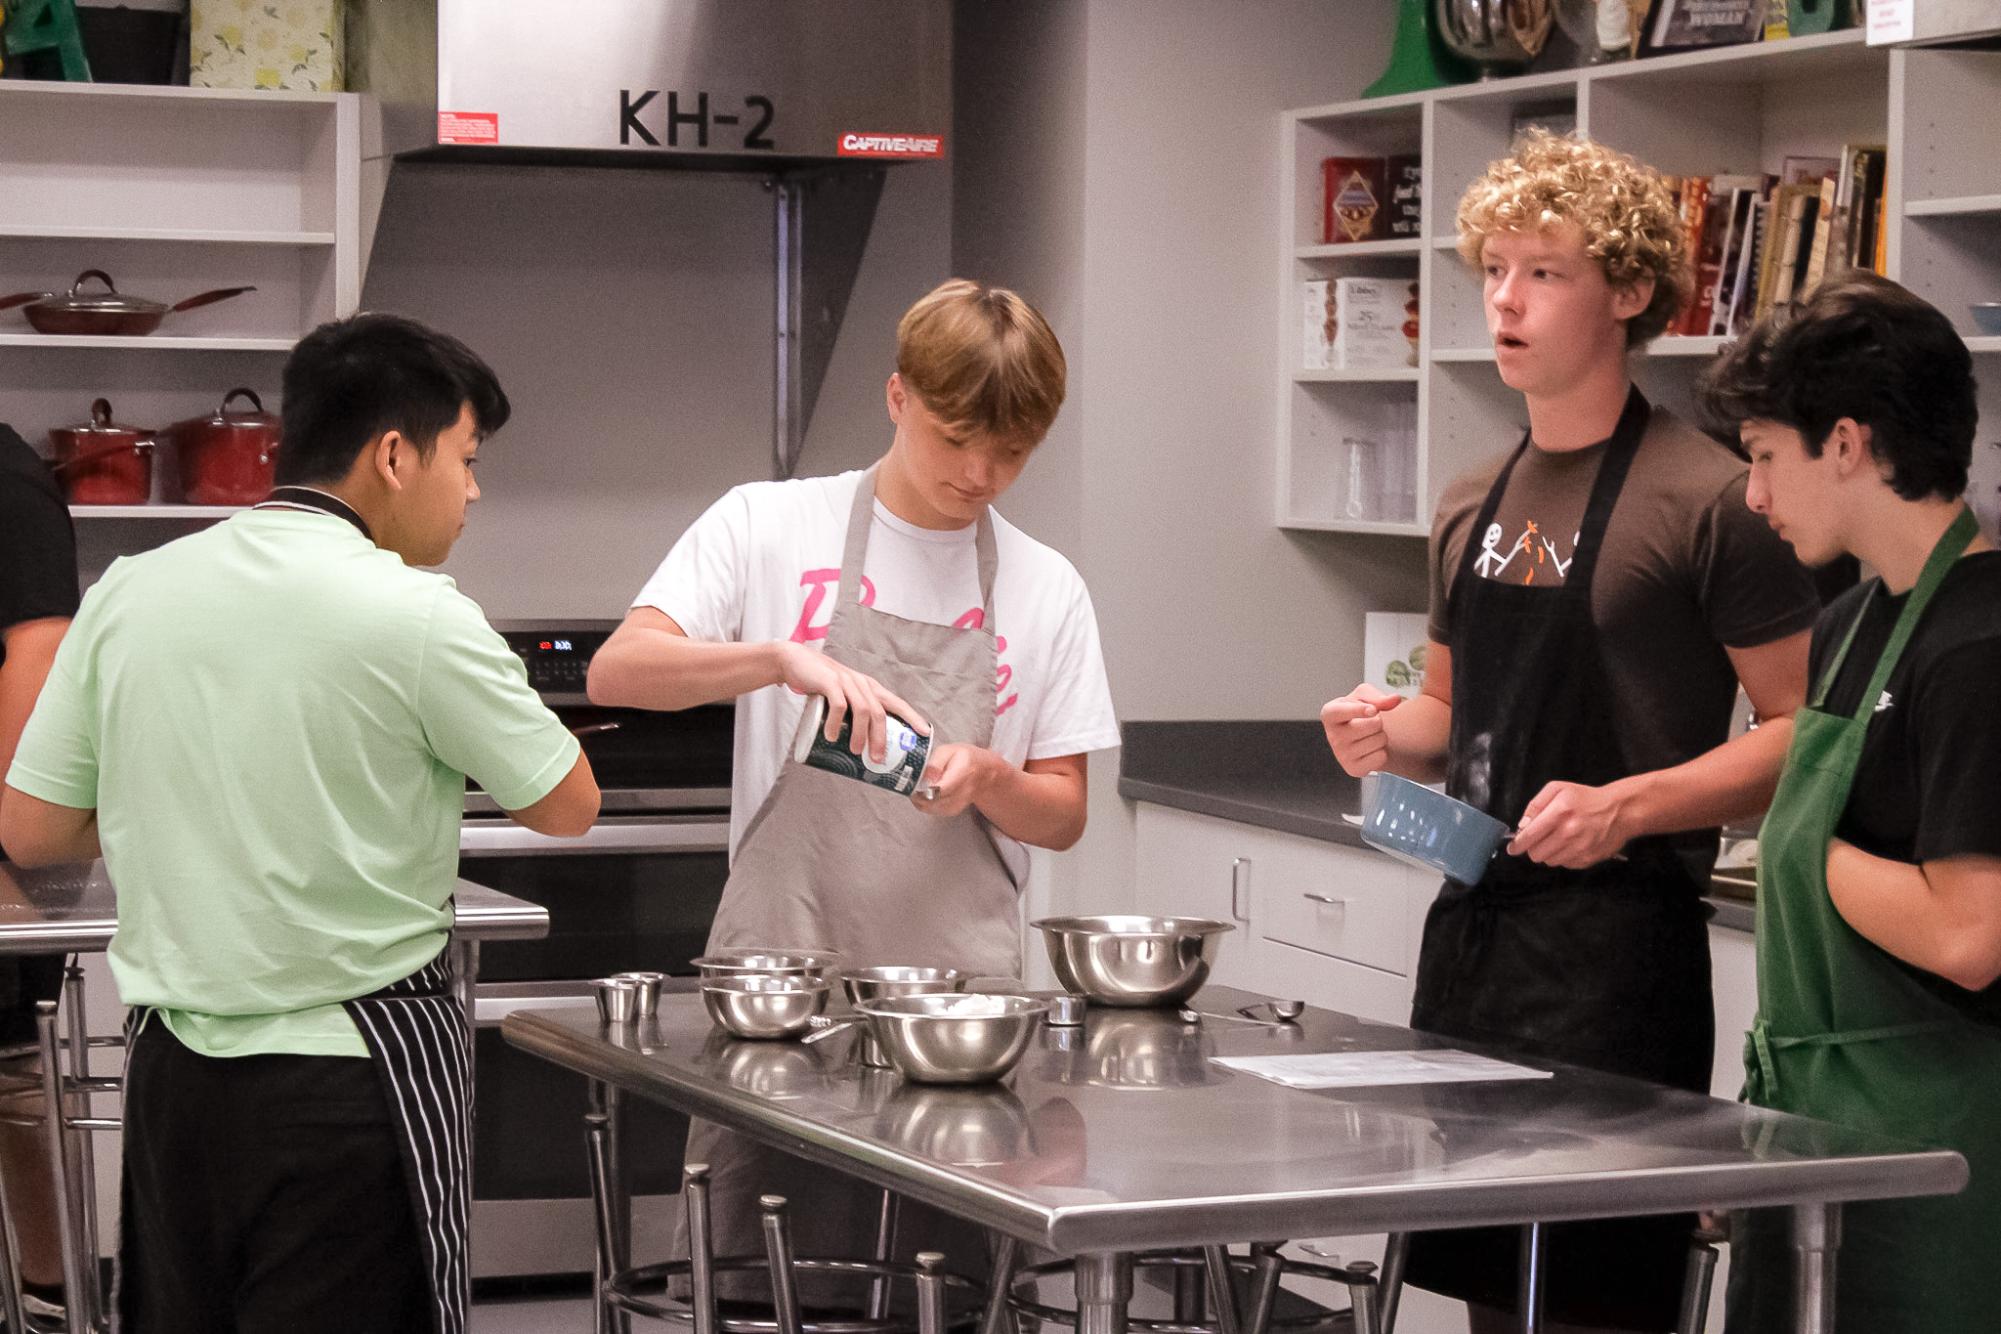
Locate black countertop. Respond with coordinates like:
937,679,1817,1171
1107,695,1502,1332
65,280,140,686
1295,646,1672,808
1117,720,1755,934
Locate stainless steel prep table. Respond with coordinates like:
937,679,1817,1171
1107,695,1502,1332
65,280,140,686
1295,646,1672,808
0,859,548,1019
505,985,1965,1334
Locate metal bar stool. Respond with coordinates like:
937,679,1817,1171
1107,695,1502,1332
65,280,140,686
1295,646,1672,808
582,1099,986,1334
30,963,123,1334
1004,1247,1386,1334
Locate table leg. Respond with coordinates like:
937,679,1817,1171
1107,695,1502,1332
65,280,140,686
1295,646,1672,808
867,1187,901,1320
1790,1203,1840,1334
979,1233,1021,1334
1173,1254,1207,1325
1202,1246,1242,1334
1378,1233,1409,1334
587,1081,632,1334
1073,1252,1133,1334
1516,1222,1545,1334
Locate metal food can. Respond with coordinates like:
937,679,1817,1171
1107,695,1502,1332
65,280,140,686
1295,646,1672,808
793,694,934,796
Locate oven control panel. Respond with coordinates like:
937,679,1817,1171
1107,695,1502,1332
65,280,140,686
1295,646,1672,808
497,624,615,698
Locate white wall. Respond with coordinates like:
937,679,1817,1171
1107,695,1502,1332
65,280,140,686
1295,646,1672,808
958,1,1428,924
359,156,953,619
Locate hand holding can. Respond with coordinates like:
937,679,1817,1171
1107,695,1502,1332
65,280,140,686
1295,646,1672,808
794,695,935,796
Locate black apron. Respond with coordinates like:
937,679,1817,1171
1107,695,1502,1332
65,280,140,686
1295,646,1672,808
1404,389,1713,1332
252,488,475,1334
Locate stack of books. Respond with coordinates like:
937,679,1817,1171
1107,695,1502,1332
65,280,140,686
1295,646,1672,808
1661,144,1888,341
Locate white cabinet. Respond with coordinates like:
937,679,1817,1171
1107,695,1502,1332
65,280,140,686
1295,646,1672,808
1277,35,2001,541
1132,803,1432,1024
0,80,362,529
1709,920,1758,1100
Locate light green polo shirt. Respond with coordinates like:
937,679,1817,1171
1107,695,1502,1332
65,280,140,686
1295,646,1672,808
7,509,578,1058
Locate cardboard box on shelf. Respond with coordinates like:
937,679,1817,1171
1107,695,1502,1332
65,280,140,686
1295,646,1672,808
1329,277,1412,369
1322,157,1388,244
1302,279,1335,371
190,0,345,91
1386,155,1423,238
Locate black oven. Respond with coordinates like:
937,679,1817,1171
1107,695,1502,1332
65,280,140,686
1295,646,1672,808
462,621,733,1279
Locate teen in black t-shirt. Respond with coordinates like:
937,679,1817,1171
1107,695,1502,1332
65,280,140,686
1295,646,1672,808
1809,552,2001,1024
0,419,81,1312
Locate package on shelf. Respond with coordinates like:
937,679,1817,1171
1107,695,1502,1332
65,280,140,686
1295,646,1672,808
1327,277,1415,370
1387,155,1422,238
190,0,344,92
1322,157,1388,244
1302,279,1334,370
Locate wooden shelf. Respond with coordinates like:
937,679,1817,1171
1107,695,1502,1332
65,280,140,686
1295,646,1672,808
1904,195,2001,218
68,505,246,519
0,224,336,246
1294,367,1420,383
1295,238,1425,260
0,333,295,351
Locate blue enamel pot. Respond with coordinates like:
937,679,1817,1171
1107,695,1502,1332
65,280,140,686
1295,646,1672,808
1357,771,1511,886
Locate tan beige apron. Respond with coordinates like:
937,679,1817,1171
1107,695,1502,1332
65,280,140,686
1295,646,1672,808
678,464,1020,1300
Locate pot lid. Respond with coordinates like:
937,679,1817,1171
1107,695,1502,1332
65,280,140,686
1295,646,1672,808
37,271,168,315
187,387,280,427
60,398,150,435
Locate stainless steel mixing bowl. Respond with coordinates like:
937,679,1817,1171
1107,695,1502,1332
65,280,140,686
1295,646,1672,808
843,966,972,1067
855,993,1045,1084
701,974,831,1040
1030,914,1234,1008
691,948,842,984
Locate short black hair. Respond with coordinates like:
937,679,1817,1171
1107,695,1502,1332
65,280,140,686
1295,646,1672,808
275,313,510,486
1697,271,1977,501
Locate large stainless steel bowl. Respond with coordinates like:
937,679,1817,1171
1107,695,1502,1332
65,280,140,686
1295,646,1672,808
841,965,970,1006
1031,915,1234,1008
856,993,1045,1084
692,948,842,984
702,975,830,1040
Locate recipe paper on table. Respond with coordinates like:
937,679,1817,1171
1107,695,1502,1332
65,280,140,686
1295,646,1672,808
1213,1050,1553,1090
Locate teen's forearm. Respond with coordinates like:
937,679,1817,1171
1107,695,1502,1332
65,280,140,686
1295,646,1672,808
1608,714,1794,837
1381,693,1452,784
589,629,786,711
1828,842,2001,990
975,766,1087,852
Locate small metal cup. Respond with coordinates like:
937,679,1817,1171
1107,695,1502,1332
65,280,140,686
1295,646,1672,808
614,971,665,1017
595,976,641,1025
1048,994,1086,1027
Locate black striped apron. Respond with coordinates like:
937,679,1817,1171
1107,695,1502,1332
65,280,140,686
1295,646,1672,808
342,950,473,1334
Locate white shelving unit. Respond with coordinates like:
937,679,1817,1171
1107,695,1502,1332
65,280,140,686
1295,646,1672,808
69,505,247,520
1,80,362,525
1278,35,2001,536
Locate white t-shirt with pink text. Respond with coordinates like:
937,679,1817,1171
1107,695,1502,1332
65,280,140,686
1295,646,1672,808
632,470,1120,875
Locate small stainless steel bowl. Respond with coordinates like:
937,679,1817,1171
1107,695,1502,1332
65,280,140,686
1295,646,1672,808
612,970,665,1017
843,967,971,1067
595,976,641,1026
856,993,1045,1084
692,948,842,984
1031,914,1234,1008
702,975,830,1040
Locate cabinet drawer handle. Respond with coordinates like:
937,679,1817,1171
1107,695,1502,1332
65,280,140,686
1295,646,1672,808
1230,858,1252,922
1303,892,1347,908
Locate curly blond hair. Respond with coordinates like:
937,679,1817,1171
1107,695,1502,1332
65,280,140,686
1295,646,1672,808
1456,130,1690,346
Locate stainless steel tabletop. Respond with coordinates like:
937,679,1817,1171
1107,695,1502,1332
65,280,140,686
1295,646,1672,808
0,860,549,955
504,985,1966,1255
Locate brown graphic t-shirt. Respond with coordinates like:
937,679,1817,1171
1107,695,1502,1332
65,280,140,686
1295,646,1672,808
1427,406,1820,788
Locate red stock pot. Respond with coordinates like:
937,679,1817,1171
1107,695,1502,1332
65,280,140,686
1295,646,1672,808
48,399,155,505
169,388,280,504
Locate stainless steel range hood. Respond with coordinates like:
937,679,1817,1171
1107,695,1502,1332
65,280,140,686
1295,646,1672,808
349,0,949,479
354,0,949,168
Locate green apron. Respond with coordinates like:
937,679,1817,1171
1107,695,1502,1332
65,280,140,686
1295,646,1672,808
1728,507,2001,1333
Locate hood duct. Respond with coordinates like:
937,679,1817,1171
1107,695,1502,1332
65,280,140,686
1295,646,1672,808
349,0,950,478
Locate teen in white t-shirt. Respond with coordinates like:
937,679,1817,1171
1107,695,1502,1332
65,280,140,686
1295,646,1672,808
633,471,1118,874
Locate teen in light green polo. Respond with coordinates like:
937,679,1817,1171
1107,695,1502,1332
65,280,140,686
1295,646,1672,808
2,313,599,1334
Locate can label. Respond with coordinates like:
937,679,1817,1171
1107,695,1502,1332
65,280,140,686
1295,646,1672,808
793,696,933,795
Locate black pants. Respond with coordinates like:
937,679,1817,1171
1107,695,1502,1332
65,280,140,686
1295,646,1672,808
120,1020,431,1334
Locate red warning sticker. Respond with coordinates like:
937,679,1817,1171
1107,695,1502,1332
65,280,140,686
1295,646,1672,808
837,132,944,159
438,111,500,146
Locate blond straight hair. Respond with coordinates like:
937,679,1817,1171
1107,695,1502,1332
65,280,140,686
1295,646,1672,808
896,279,1066,445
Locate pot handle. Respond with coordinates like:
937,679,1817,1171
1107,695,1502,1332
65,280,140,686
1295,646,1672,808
69,269,119,297
0,290,52,313
52,437,156,473
219,387,266,415
171,285,257,313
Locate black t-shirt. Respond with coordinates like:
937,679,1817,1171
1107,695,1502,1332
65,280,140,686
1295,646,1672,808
0,423,80,670
1809,550,2001,1025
